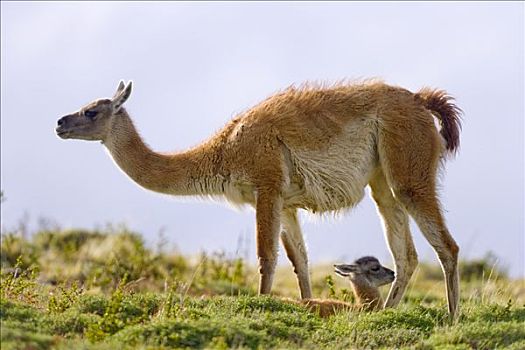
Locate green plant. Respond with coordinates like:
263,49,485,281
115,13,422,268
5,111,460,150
48,281,84,313
0,256,40,305
86,275,129,341
1,227,524,349
325,275,336,298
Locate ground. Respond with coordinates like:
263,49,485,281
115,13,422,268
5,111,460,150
1,228,524,349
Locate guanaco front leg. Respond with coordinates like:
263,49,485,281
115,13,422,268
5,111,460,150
369,170,418,308
281,209,312,299
256,188,283,295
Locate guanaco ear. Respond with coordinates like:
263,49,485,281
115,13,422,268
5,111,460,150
334,264,358,277
113,80,126,98
112,81,133,111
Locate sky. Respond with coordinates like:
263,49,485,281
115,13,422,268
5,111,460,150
1,2,524,277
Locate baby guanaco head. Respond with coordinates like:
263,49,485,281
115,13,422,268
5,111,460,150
56,81,132,142
334,256,395,288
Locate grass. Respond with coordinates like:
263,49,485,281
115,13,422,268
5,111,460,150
1,228,524,349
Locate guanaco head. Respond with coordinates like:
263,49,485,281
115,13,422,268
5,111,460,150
334,256,395,288
56,81,132,141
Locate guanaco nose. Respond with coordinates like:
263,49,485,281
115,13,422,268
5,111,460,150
57,117,66,126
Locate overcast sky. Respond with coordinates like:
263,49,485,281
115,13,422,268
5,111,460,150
1,2,523,277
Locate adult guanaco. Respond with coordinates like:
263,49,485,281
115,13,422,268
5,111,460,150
56,80,462,318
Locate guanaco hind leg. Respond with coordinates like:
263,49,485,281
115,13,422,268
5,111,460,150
404,197,460,318
377,109,460,318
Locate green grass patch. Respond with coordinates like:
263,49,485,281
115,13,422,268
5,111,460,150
1,228,524,349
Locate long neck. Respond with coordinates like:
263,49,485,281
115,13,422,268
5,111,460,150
350,277,383,311
102,110,223,196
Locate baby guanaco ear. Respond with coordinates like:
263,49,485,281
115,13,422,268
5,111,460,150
112,81,133,111
334,264,358,277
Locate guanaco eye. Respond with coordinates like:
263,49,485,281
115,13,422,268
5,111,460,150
371,266,380,272
85,110,98,118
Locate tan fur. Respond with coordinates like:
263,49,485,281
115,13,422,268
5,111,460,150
349,282,383,311
294,292,379,318
287,298,353,318
56,80,462,318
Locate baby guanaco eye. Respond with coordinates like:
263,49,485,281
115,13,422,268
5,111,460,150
85,110,98,118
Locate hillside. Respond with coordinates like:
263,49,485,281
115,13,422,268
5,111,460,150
1,228,524,349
